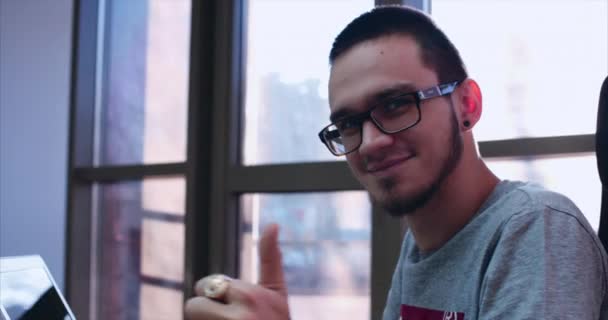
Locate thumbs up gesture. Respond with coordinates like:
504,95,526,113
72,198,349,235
185,224,291,320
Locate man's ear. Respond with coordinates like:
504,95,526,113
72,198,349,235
455,78,482,131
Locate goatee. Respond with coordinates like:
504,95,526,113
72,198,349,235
376,108,463,217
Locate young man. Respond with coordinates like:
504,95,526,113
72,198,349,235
185,6,608,320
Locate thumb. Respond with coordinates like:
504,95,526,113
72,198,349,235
258,223,287,296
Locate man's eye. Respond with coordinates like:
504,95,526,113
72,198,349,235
337,119,360,132
383,97,416,113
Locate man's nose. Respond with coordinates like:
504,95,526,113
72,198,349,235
358,120,393,156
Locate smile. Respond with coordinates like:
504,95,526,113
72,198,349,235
366,154,415,175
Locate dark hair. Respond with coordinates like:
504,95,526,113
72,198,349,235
329,5,467,84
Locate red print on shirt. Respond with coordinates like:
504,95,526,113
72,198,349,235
401,304,465,320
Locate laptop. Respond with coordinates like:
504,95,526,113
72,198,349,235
0,255,76,320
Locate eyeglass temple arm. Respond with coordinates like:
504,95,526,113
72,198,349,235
417,81,460,100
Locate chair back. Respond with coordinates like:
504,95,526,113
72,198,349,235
596,76,608,249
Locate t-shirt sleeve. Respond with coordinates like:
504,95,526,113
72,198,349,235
382,272,402,320
478,206,608,319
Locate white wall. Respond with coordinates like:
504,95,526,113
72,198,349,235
0,0,74,289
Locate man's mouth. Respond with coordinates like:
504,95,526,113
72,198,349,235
366,154,415,174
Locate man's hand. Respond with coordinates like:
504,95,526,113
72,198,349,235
185,224,291,320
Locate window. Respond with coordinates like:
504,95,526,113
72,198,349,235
96,178,185,319
99,0,190,165
68,1,191,319
70,0,396,318
243,0,370,165
68,1,604,320
432,0,605,228
237,2,387,319
240,192,371,320
432,0,607,140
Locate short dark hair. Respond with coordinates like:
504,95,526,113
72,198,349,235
329,5,467,84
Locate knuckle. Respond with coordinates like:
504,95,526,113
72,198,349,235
239,290,259,308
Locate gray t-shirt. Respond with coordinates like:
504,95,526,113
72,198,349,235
383,180,608,320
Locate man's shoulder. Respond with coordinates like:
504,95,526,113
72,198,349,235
510,181,580,213
479,182,608,320
491,180,582,219
482,180,595,240
493,181,602,251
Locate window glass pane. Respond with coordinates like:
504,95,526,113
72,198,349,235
95,177,185,320
487,154,602,229
139,284,183,320
243,0,371,165
98,0,191,165
240,192,371,320
432,0,607,140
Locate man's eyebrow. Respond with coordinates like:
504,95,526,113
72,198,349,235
329,83,417,123
371,83,418,101
330,109,355,123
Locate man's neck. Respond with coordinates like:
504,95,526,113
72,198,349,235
403,156,499,253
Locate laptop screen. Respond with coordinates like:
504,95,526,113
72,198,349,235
0,257,75,320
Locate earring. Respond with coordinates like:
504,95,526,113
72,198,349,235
463,120,470,128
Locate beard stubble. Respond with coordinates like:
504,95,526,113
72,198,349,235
377,106,464,217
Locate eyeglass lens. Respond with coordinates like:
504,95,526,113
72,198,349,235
326,94,419,154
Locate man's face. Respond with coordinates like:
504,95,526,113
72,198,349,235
328,35,463,216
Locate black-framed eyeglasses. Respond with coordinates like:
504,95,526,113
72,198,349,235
318,81,461,156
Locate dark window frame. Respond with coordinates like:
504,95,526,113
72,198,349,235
66,0,598,319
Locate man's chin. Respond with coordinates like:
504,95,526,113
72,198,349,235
372,184,437,217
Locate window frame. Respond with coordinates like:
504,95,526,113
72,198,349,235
66,0,209,318
66,1,599,320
